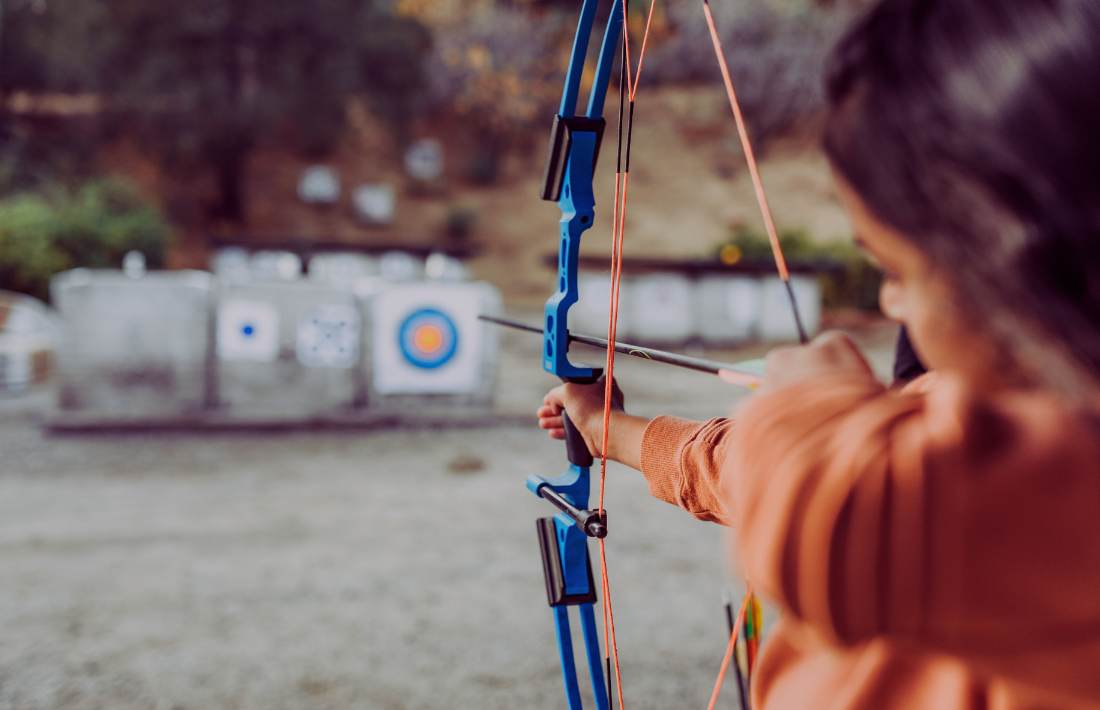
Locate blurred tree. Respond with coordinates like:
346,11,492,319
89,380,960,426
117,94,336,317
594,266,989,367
362,3,432,142
424,4,569,184
0,1,430,221
648,1,850,147
100,0,366,224
0,0,109,194
0,0,111,95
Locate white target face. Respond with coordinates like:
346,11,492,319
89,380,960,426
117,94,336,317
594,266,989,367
369,283,497,395
217,300,280,362
296,304,360,368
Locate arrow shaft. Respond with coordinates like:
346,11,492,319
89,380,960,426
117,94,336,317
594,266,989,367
479,314,758,380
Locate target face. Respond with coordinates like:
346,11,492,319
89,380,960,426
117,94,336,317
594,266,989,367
296,304,360,368
398,308,458,369
217,299,280,362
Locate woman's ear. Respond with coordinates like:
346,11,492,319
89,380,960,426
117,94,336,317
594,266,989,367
879,278,906,322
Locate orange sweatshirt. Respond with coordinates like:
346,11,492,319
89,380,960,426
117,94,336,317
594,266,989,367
639,372,1100,709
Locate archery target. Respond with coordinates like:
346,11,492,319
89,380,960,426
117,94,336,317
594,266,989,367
369,282,499,395
296,304,360,368
398,308,459,369
217,299,280,362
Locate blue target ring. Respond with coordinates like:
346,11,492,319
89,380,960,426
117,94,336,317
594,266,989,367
398,308,459,370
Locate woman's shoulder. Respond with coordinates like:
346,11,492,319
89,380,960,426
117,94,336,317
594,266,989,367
909,372,1100,473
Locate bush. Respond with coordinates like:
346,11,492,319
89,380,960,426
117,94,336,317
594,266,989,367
0,178,170,301
0,195,70,299
713,224,882,311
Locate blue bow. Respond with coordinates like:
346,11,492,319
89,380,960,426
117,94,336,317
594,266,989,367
525,2,624,708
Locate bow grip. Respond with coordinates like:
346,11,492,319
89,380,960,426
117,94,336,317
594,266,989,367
561,410,593,468
559,375,624,469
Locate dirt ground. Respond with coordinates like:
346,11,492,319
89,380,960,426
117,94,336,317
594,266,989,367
0,318,898,710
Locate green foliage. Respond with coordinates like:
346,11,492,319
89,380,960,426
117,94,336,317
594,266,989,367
0,194,70,299
715,224,818,262
0,179,170,301
50,179,169,269
714,224,883,311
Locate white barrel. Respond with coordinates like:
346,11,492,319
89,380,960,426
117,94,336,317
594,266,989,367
308,253,378,288
758,275,822,342
695,275,763,345
624,273,695,344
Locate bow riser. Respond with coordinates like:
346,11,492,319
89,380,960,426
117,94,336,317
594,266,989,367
544,0,623,382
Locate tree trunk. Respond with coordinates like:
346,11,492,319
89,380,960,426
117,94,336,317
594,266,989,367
210,140,248,224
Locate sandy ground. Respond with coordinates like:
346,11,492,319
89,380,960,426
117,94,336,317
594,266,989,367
0,319,897,710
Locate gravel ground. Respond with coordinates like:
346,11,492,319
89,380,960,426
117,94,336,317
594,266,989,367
0,321,897,710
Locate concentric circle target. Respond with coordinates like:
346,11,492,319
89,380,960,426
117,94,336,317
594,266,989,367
398,308,459,369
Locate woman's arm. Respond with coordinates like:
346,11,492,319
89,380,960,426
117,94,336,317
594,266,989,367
538,381,739,524
537,380,647,468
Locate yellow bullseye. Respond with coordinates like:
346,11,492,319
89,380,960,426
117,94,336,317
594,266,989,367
413,324,444,353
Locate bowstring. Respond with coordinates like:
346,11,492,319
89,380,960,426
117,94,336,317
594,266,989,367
598,1,658,708
701,0,800,706
597,3,795,707
702,0,809,345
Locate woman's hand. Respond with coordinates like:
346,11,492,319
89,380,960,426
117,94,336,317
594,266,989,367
760,331,874,393
536,377,630,459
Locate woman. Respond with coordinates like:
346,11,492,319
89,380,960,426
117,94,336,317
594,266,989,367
539,1,1100,707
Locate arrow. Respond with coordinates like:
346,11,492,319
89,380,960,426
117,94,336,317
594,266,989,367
479,314,762,389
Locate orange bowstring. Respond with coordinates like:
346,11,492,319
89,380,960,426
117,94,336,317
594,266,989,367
701,1,797,705
599,169,626,710
600,0,658,516
706,588,752,710
701,0,791,282
624,0,657,101
597,3,658,708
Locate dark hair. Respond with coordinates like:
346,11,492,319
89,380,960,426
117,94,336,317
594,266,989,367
824,0,1100,396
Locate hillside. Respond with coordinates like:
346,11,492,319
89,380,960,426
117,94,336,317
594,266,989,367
128,87,852,306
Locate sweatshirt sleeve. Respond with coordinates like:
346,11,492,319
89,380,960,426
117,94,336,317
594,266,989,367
728,371,1100,697
639,415,738,526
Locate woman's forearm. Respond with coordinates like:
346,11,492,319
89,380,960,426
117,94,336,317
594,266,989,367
604,411,650,471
